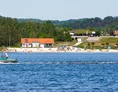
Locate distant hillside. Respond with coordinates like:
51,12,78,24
17,16,118,36
17,18,81,25
17,18,87,25
17,16,118,29
17,18,44,23
56,16,118,29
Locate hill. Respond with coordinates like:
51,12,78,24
17,16,118,36
17,16,118,29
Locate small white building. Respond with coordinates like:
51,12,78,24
21,38,54,48
77,38,82,42
92,31,96,34
70,32,75,36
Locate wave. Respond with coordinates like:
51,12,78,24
20,61,118,65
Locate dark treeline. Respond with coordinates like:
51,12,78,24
56,16,118,29
56,16,118,36
18,16,118,35
55,16,118,35
18,16,118,29
0,16,71,47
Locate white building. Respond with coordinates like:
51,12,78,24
21,38,55,48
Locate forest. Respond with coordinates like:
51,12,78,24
55,16,118,36
0,16,71,47
0,15,118,47
18,16,118,35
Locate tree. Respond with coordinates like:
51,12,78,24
105,42,109,48
91,42,95,50
101,43,105,48
87,43,91,49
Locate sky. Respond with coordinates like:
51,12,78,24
0,0,118,20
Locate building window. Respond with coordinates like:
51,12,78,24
45,44,53,48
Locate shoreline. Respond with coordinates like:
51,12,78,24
4,47,118,53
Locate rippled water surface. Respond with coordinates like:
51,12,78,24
0,52,118,92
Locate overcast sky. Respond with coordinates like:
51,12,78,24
0,0,118,20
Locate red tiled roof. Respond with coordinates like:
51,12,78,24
114,31,118,35
21,38,54,44
39,38,54,44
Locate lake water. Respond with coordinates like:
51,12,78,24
0,52,118,92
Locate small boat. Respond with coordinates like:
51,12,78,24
0,58,18,64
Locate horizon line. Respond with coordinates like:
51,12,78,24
0,15,117,21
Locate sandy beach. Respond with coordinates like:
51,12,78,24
5,47,118,53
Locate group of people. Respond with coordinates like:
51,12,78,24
1,52,8,59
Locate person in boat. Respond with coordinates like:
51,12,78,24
4,52,8,59
1,52,8,59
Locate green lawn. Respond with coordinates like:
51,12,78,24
99,37,118,43
70,29,92,34
79,37,118,49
